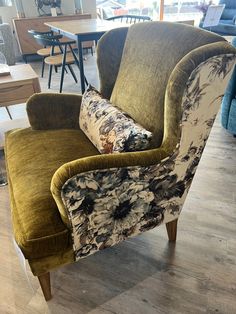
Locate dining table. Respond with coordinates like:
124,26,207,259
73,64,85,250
45,19,125,93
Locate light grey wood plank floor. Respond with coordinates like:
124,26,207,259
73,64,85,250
0,56,236,314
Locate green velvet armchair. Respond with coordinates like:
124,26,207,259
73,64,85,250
5,22,236,301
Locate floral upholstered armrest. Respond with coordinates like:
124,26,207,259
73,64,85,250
26,93,82,130
50,147,168,228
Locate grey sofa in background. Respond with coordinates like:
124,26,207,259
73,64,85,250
0,23,15,65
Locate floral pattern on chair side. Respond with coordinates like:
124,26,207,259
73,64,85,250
62,54,235,261
79,85,152,154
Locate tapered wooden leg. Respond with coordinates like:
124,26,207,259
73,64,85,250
38,272,52,301
166,219,178,242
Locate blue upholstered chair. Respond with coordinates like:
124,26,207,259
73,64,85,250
202,0,236,36
221,37,236,136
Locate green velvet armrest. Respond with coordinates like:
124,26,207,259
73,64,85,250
51,147,169,227
26,93,82,130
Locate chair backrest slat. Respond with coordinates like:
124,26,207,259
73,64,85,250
34,34,63,47
106,15,151,24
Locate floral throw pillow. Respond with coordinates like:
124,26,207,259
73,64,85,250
79,85,153,154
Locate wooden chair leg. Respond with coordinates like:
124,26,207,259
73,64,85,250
38,272,52,301
166,219,178,242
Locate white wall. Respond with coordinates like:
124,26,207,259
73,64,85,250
0,0,97,59
82,0,96,18
0,5,17,26
21,0,76,18
0,0,97,21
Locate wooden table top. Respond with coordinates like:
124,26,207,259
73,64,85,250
45,18,125,37
0,64,38,85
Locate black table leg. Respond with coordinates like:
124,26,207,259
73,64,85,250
77,39,86,93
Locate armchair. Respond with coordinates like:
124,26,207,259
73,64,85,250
221,38,236,136
5,22,236,301
202,0,236,36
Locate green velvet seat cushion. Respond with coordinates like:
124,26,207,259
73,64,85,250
5,128,99,259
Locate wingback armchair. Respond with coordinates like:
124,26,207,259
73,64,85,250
5,22,236,301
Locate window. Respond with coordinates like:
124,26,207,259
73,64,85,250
97,0,219,24
0,0,13,7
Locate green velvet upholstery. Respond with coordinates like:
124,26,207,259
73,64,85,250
6,127,99,259
29,248,74,276
97,27,129,100
5,22,236,277
27,93,82,130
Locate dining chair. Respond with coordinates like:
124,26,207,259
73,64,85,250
28,30,62,78
106,14,151,23
5,22,236,301
34,33,88,93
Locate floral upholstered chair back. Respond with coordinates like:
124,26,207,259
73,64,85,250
59,23,236,260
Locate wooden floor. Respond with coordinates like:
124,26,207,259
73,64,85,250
0,56,236,314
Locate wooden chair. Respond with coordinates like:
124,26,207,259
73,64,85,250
28,30,62,78
34,33,88,93
106,14,151,23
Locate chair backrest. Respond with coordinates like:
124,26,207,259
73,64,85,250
219,0,236,10
106,14,151,23
33,33,63,47
219,0,236,20
221,37,236,131
97,22,230,149
28,29,53,37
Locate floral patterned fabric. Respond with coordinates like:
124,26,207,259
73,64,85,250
79,85,152,153
62,55,235,261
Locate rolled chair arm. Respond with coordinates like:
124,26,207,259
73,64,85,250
51,147,169,227
26,93,82,130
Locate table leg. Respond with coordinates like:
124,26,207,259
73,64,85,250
5,107,13,120
77,39,86,93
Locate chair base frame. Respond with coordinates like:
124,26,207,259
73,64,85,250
37,220,178,301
